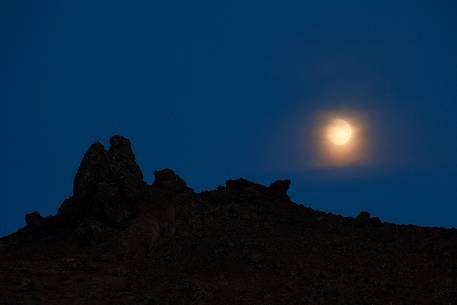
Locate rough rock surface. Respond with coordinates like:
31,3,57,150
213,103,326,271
1,136,457,305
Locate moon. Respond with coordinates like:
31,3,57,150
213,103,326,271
327,119,352,146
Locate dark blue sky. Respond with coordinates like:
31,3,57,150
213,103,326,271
2,0,457,235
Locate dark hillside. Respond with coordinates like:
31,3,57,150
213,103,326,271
1,136,456,305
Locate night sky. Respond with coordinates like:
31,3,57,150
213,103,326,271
2,1,457,236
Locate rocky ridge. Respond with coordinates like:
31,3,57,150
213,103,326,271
1,136,456,305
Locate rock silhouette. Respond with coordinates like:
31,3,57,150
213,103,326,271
152,168,193,193
58,136,145,225
24,212,43,227
1,136,457,305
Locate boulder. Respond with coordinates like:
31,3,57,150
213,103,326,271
152,169,192,193
356,211,371,221
268,179,291,200
25,211,43,227
356,211,381,225
225,178,264,194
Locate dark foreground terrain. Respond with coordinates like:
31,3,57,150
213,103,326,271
1,136,456,305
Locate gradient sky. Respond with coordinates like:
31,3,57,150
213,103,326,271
2,0,457,236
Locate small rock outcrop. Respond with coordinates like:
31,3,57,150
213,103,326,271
223,178,291,203
25,212,43,227
356,211,381,225
268,179,291,200
356,211,371,221
225,178,264,194
152,168,192,193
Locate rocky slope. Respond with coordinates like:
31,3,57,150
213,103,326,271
1,136,456,305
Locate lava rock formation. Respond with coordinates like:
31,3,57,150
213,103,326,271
1,136,456,305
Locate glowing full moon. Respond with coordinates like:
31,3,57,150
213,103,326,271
327,119,352,145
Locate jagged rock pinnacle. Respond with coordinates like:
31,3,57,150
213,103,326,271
72,142,110,198
59,136,145,225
